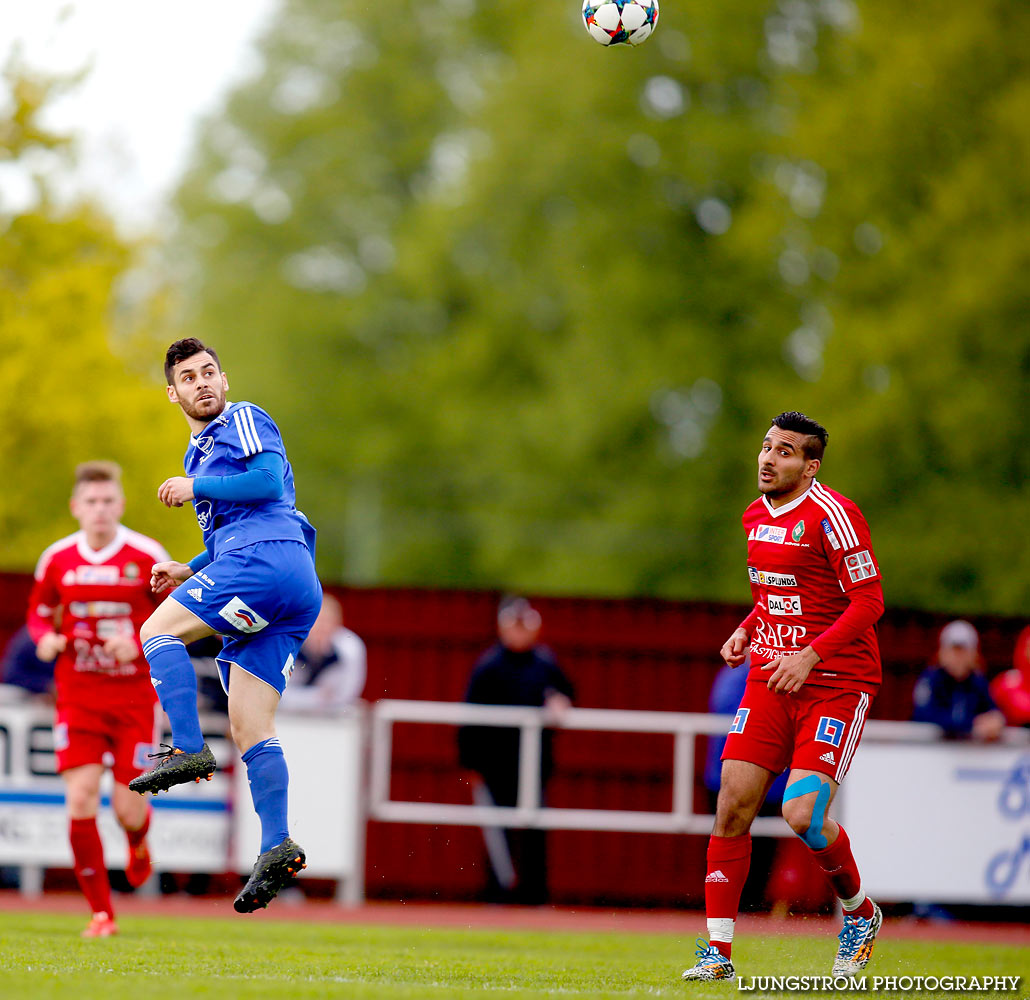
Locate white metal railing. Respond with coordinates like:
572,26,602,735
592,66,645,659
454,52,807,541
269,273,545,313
369,701,950,837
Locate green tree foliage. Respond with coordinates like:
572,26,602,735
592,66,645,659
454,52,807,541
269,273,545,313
741,0,1030,612
0,63,201,568
168,0,1029,612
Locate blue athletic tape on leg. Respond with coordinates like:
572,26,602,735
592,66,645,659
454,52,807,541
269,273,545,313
242,738,290,853
142,635,204,753
783,774,831,850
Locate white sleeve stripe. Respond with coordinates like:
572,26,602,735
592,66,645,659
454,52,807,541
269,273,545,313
827,492,861,548
811,483,845,536
812,494,857,550
233,408,257,456
245,405,263,454
812,484,860,548
241,409,257,455
232,409,250,454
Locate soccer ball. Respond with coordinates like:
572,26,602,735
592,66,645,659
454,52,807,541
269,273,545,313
582,0,659,46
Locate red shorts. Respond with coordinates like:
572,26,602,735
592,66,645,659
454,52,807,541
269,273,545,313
54,699,160,785
721,680,873,783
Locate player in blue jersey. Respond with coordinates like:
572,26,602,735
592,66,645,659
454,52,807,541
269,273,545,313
128,338,321,912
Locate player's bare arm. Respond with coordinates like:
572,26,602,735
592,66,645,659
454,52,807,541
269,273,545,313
720,627,749,667
35,631,68,662
151,560,194,595
157,477,195,508
761,645,821,694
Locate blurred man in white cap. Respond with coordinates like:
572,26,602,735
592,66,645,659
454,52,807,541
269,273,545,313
911,620,1004,740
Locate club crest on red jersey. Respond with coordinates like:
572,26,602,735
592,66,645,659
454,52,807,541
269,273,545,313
792,520,806,542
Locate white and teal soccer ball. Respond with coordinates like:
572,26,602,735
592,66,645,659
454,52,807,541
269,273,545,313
582,0,659,46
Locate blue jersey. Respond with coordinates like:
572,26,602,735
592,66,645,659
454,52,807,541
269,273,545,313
185,401,315,559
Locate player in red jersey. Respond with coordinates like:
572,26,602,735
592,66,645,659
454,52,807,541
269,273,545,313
682,412,885,983
27,462,171,938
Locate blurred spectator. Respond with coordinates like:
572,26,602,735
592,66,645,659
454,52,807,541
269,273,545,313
989,625,1030,728
278,593,366,714
911,620,1004,741
457,596,573,904
0,625,55,703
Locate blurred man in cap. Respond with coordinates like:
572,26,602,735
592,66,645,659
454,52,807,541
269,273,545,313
912,619,1004,740
457,595,573,904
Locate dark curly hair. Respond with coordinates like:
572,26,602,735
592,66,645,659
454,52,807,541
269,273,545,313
164,338,221,384
771,411,828,461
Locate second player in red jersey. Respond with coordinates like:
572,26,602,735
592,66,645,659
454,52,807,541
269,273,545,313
27,462,171,939
682,412,885,986
738,481,882,695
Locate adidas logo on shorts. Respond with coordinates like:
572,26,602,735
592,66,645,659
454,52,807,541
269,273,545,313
187,588,203,602
705,870,730,883
819,751,836,765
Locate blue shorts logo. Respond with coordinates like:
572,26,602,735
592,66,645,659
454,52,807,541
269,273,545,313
729,708,750,734
815,716,845,747
218,596,270,634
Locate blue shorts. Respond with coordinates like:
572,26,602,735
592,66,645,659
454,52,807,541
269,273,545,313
170,540,322,696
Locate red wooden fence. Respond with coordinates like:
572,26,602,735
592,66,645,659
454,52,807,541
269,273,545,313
1,572,1022,907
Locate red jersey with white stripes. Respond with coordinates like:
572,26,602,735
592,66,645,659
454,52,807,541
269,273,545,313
741,480,883,694
27,526,170,710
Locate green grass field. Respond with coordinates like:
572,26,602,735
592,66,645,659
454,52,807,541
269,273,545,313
0,912,1025,999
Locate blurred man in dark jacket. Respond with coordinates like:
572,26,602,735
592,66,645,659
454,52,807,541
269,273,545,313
458,596,573,904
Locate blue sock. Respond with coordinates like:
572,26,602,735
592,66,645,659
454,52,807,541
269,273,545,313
242,738,290,853
142,635,204,753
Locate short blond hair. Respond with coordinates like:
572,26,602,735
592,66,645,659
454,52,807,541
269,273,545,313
73,461,123,491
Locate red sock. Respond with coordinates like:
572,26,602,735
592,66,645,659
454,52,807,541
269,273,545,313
811,824,874,918
705,834,752,958
69,817,113,917
125,807,150,849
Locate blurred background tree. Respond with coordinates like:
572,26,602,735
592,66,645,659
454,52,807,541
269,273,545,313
0,58,201,564
167,0,810,597
6,0,1029,615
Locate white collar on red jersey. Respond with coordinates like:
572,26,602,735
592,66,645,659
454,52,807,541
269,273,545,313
75,525,129,565
762,480,817,518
